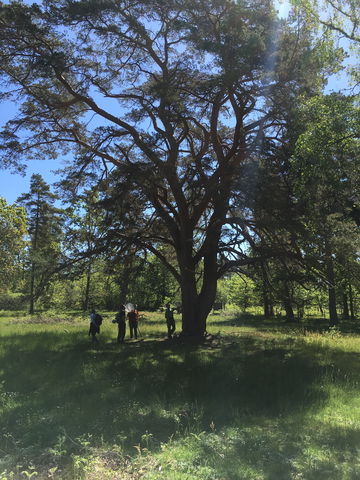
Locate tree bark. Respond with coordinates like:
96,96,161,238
325,237,338,326
260,263,273,318
83,260,92,311
178,230,202,336
342,293,349,320
263,293,273,318
263,276,274,318
283,281,295,322
180,269,218,337
178,223,220,337
29,197,40,315
118,254,134,305
317,296,324,317
29,263,35,315
284,297,295,322
349,283,355,320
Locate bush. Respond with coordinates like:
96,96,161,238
0,292,27,311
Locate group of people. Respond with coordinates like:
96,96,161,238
89,303,177,344
112,304,139,343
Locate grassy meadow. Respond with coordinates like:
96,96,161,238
1,310,360,479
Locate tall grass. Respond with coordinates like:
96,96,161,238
1,311,360,479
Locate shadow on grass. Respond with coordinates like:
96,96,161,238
182,418,360,480
208,311,360,334
0,334,319,439
1,327,360,477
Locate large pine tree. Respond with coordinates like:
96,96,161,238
0,0,338,333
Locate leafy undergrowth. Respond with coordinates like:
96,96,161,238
1,311,360,479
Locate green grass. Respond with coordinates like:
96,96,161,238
1,310,360,479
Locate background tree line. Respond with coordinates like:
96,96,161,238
1,133,359,322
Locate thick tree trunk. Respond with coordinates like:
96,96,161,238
180,272,202,336
180,274,217,337
119,280,129,306
284,297,295,322
118,254,134,304
198,250,219,333
178,249,207,336
178,227,219,337
283,282,295,322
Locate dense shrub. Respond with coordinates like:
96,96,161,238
0,292,27,310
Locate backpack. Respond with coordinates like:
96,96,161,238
95,313,103,326
165,309,174,321
128,310,137,322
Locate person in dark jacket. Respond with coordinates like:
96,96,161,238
165,303,176,339
113,304,126,343
89,308,100,343
128,308,138,339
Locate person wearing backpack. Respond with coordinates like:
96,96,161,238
89,308,102,343
165,303,176,339
113,304,126,343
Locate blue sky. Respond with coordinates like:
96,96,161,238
0,99,66,203
0,160,62,203
0,0,353,205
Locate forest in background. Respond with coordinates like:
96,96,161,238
1,159,359,322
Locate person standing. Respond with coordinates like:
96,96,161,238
89,308,100,343
165,303,176,339
128,308,138,339
113,304,126,343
